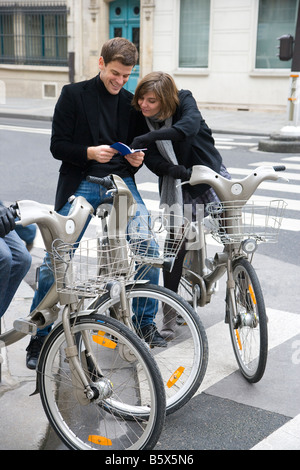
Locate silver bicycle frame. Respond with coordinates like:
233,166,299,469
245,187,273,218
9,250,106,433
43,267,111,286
182,165,287,307
1,195,94,345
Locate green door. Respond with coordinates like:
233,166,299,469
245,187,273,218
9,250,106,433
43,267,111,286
109,0,140,93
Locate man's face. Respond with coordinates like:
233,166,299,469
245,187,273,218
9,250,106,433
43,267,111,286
99,57,133,95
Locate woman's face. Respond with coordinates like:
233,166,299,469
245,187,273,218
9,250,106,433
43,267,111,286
138,91,162,118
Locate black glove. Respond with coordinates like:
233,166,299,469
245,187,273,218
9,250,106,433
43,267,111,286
0,205,16,238
168,165,192,181
130,134,152,150
131,128,183,150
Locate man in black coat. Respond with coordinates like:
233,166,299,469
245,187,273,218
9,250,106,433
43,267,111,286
26,38,165,370
51,39,143,212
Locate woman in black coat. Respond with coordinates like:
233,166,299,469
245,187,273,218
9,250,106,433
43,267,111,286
130,72,231,339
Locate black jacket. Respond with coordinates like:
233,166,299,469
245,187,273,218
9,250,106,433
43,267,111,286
129,89,222,197
50,75,137,211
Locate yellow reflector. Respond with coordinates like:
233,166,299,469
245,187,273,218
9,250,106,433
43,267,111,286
235,330,242,350
248,285,256,304
88,435,112,446
92,333,117,349
167,366,185,388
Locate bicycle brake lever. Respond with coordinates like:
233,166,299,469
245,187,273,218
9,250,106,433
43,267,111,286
106,188,118,195
176,181,189,188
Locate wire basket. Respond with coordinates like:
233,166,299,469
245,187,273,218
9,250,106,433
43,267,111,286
52,213,190,296
127,213,190,265
206,199,287,245
52,237,136,297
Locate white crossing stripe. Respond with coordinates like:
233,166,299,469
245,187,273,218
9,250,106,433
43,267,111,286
142,198,160,211
250,195,299,211
228,166,300,181
0,124,51,135
275,217,300,231
248,161,300,172
196,308,300,394
215,137,258,148
284,156,300,162
216,145,235,150
217,141,257,147
137,182,158,193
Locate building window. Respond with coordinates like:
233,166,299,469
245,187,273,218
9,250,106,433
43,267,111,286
0,3,68,66
256,0,299,69
179,0,210,68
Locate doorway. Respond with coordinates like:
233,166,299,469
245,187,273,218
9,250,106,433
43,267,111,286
109,0,140,93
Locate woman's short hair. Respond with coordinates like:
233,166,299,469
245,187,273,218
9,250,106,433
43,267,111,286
132,72,179,120
101,37,138,66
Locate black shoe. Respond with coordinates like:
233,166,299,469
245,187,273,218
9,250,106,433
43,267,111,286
26,335,45,370
139,324,168,348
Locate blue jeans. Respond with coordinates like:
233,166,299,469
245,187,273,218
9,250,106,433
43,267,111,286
31,177,159,335
15,223,36,245
0,231,32,318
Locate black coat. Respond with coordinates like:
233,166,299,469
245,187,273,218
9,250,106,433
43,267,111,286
50,75,137,211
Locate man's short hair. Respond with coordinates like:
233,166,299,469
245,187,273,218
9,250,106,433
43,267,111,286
101,37,138,66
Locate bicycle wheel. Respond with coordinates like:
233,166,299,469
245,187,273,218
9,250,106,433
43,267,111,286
38,314,165,450
94,284,208,415
178,275,195,307
227,258,268,383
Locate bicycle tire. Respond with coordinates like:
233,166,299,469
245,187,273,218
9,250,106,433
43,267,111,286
94,284,208,415
178,276,195,306
37,314,166,450
227,258,268,383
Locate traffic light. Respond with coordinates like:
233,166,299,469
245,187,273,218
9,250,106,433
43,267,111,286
277,34,294,61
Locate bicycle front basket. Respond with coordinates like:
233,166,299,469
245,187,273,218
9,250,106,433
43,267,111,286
127,213,190,265
206,199,287,245
51,237,136,297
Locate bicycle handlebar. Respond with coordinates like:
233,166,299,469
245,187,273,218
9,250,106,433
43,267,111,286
8,203,19,219
273,165,286,172
86,175,116,191
188,164,287,202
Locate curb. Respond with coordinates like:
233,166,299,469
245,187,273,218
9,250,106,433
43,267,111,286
0,112,52,122
258,133,300,152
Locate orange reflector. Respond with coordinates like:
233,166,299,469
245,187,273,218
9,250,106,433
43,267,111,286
88,435,112,446
235,330,242,350
248,285,256,304
92,333,117,349
167,366,185,388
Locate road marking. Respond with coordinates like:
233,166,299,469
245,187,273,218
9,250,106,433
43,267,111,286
228,166,300,181
248,161,300,171
0,124,51,135
197,308,300,394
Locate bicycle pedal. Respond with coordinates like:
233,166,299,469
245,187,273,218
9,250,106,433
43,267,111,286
13,318,38,336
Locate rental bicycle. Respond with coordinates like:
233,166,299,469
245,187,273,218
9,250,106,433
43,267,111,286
0,195,166,450
52,174,209,416
177,164,287,383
